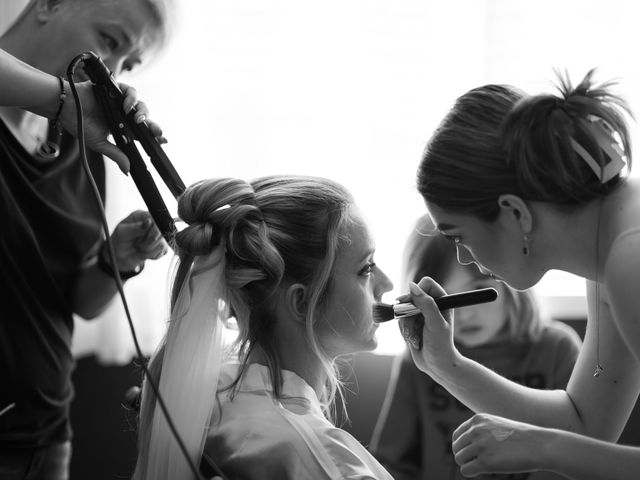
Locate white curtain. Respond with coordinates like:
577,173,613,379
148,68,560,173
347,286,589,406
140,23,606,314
55,0,639,363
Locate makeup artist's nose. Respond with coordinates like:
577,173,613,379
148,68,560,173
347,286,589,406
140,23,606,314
456,244,475,266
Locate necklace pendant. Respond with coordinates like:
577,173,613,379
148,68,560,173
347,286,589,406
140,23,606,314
593,364,604,377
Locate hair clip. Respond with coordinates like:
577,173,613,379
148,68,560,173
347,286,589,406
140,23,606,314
570,115,626,183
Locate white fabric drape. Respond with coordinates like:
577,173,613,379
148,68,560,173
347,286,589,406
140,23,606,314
145,248,226,480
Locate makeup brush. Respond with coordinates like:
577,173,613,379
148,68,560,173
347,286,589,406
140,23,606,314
372,287,498,323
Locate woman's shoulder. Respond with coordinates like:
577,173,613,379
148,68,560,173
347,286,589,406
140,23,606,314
604,220,640,289
205,394,386,479
205,395,321,473
607,179,640,252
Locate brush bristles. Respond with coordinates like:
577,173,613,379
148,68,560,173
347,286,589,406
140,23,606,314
372,303,396,323
372,302,420,323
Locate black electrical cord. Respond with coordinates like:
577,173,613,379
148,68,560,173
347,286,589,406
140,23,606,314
65,55,219,480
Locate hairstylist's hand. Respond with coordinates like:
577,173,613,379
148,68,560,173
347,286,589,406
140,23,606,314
59,81,166,173
104,210,168,273
452,413,546,477
398,277,457,376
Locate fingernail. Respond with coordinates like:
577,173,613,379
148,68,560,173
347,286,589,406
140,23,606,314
119,165,130,176
409,282,421,295
136,114,146,123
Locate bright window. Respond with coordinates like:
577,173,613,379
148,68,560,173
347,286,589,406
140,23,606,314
61,0,639,361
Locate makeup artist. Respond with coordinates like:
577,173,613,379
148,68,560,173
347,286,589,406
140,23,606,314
403,70,640,480
370,216,581,480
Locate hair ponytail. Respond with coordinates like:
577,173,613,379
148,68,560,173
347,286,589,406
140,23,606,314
503,69,632,204
419,70,633,217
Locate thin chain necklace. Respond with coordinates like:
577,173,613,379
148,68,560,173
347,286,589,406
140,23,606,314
593,196,604,377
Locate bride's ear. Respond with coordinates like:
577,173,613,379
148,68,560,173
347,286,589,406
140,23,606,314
284,283,308,322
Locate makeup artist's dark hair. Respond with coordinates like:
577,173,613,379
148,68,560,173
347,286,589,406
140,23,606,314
417,70,633,221
402,215,545,342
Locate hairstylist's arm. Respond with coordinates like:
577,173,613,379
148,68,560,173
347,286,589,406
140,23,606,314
0,48,164,172
0,49,63,113
72,210,167,319
401,278,582,432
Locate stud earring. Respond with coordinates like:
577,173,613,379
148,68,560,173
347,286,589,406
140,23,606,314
522,233,530,256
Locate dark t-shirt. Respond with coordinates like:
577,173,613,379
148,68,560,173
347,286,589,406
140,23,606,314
371,322,582,480
0,120,105,448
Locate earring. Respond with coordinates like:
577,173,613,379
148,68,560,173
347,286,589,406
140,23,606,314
522,233,530,256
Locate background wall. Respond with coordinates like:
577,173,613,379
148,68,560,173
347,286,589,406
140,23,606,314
69,0,640,362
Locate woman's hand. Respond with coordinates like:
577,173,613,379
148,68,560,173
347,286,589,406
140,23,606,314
59,81,165,173
398,277,458,376
452,413,549,477
104,210,168,273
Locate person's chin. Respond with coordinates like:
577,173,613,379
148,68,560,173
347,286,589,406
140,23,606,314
498,272,540,292
365,336,378,351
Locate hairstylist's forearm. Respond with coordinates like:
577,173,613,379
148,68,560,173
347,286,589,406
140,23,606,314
430,352,584,432
72,262,122,319
0,48,61,118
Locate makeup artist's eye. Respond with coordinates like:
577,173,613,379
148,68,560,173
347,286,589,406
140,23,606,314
442,234,462,244
359,262,376,276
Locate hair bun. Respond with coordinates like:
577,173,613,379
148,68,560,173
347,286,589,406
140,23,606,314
502,69,632,203
175,222,217,257
175,178,263,257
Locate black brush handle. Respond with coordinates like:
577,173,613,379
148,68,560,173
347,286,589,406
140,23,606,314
402,287,498,352
394,287,498,317
434,287,498,311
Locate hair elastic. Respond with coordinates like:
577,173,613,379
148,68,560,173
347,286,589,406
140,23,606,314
36,77,67,161
569,115,626,183
50,76,67,131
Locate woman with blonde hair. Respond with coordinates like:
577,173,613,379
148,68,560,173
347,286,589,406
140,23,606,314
133,175,396,480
